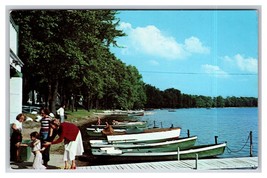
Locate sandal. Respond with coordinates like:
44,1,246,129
70,166,76,169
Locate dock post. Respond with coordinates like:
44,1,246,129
215,136,218,144
195,153,198,170
250,131,253,157
187,129,190,137
177,147,180,161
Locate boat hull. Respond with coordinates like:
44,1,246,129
90,136,197,153
91,143,226,164
107,127,181,143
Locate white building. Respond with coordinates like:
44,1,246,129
10,17,24,124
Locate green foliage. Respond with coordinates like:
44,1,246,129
11,10,147,112
144,85,258,109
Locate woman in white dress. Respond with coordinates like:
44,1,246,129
29,131,46,169
44,119,84,169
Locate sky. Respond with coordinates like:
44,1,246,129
110,10,259,98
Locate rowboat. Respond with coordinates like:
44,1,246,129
90,136,197,153
106,127,181,143
91,121,147,129
168,109,176,112
86,125,147,138
127,110,145,116
86,127,126,137
91,142,226,163
87,126,181,142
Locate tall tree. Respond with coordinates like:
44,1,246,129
11,10,125,113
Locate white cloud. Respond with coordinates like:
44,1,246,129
119,22,132,30
202,64,228,78
223,54,258,73
184,37,210,54
149,60,160,66
119,22,210,60
130,25,186,59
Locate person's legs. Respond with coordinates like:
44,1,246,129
42,145,50,166
60,115,64,123
15,142,22,162
70,160,76,169
64,161,69,169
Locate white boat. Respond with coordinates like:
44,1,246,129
90,136,197,153
91,142,227,162
127,110,145,116
106,127,181,143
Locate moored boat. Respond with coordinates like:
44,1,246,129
127,110,145,116
90,135,197,153
91,121,147,129
106,127,181,143
86,127,126,137
91,142,227,163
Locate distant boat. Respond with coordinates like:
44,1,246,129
94,110,128,118
91,142,227,162
91,121,147,129
90,135,197,153
168,109,176,112
127,111,144,117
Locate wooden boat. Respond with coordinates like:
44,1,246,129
168,109,176,112
90,136,197,153
91,142,226,163
127,110,145,116
86,127,126,137
91,121,147,129
106,127,181,143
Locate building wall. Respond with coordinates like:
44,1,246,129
10,22,17,55
10,18,23,124
10,77,23,123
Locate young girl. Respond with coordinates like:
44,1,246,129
29,131,46,169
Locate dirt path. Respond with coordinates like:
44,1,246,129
20,114,102,167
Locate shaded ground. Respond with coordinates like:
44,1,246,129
12,114,101,169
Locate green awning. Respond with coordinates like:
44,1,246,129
10,66,23,78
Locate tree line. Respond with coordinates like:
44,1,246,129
11,10,257,114
11,10,146,113
144,85,258,109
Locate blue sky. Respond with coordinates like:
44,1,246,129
110,10,258,98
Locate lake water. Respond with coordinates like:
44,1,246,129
140,107,259,158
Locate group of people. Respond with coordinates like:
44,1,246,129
10,105,84,170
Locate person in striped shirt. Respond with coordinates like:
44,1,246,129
39,108,52,167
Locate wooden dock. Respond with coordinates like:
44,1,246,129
77,157,258,172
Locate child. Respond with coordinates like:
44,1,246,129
29,131,46,169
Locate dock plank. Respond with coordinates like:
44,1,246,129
77,157,258,172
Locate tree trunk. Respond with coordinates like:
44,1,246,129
48,81,58,114
22,77,30,105
87,96,90,112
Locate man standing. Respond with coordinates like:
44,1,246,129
57,104,65,123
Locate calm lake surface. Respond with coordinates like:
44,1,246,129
140,107,259,158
